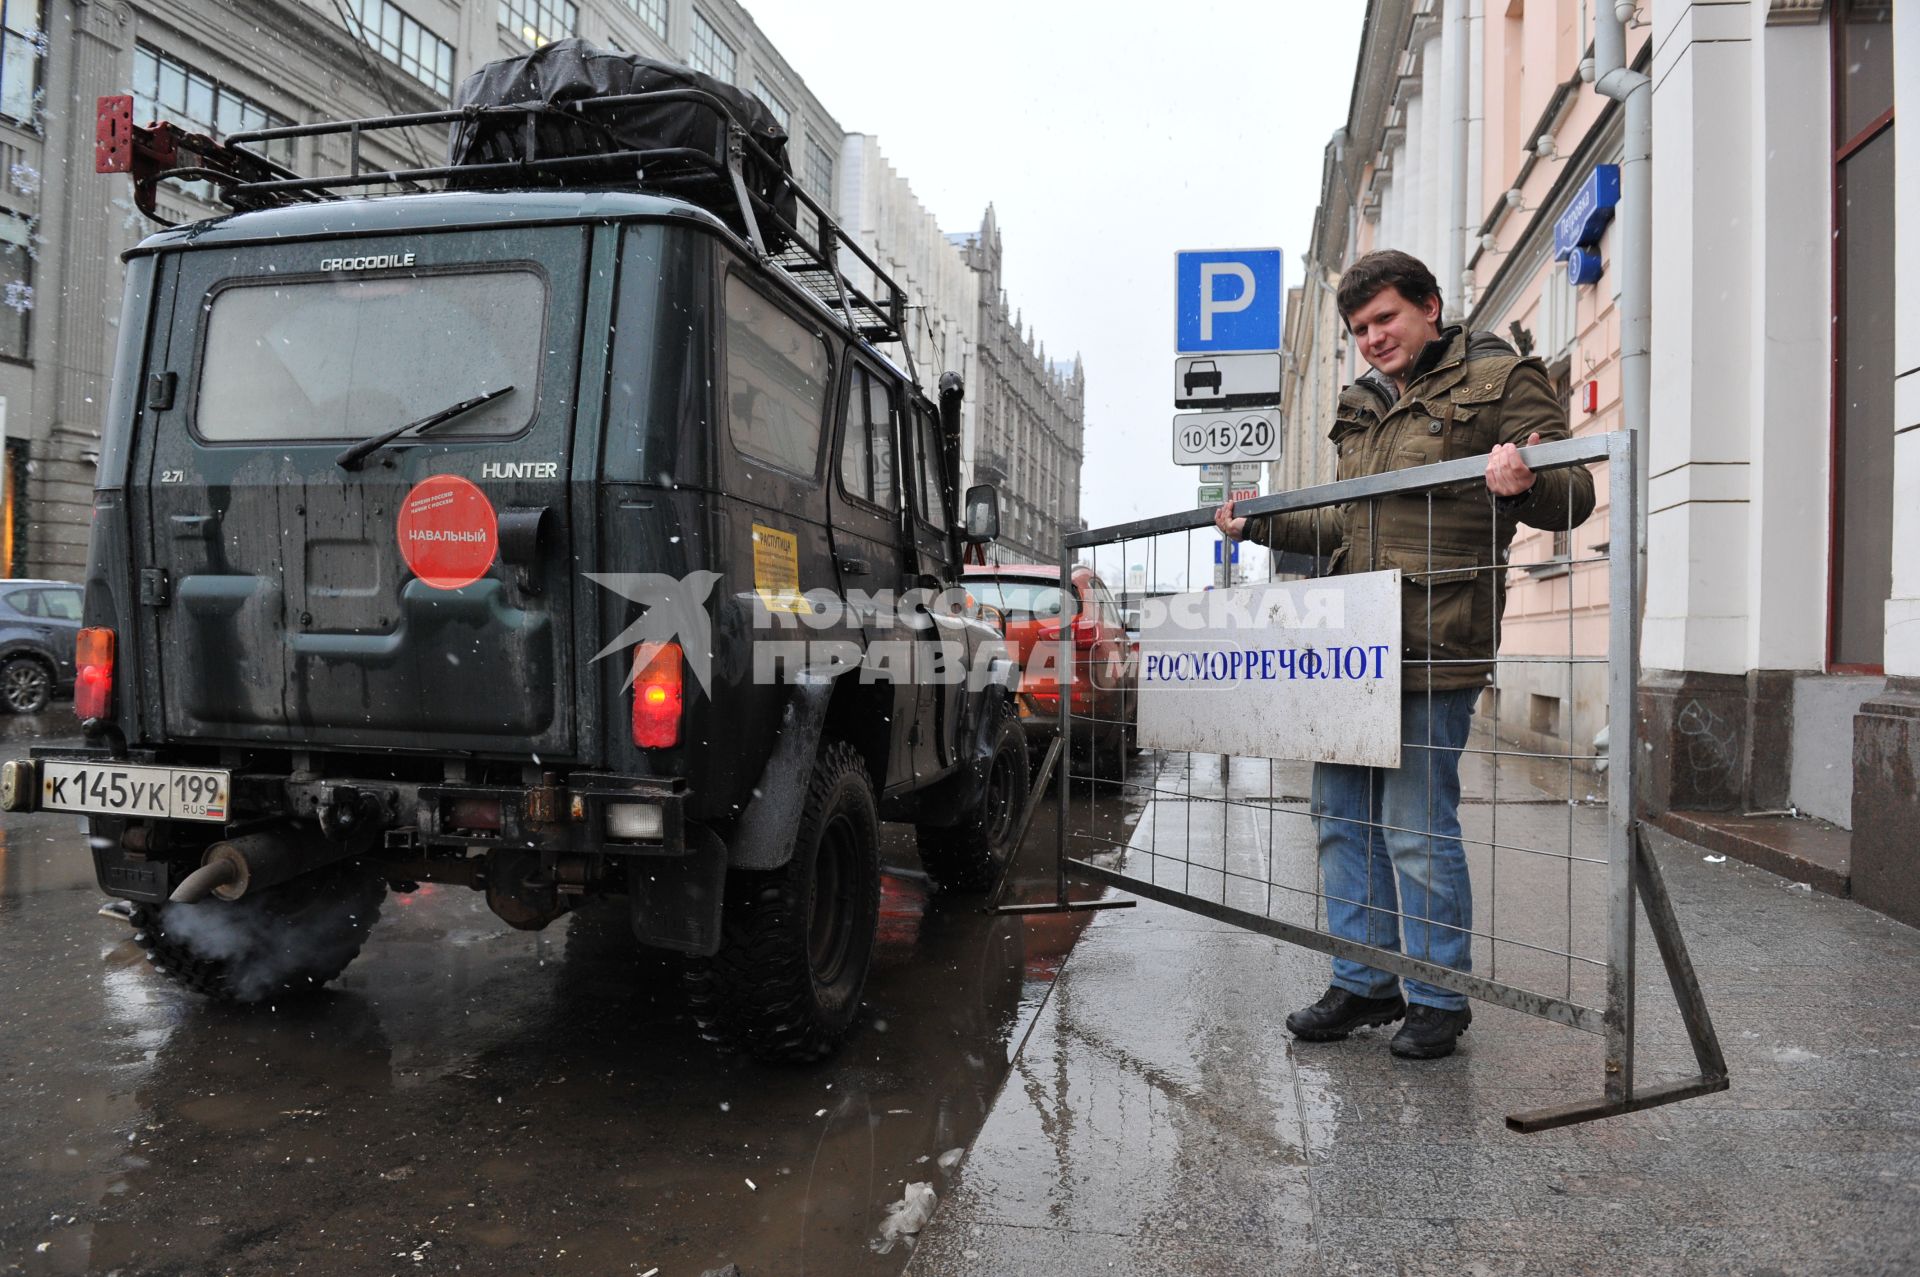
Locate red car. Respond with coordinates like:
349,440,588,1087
962,564,1137,781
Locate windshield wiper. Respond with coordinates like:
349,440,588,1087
335,385,516,471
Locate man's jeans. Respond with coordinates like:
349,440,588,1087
1310,687,1480,1011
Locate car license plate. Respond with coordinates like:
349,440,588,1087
40,761,230,823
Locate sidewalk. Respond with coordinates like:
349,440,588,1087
906,749,1920,1275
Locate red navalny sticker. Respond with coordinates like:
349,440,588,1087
397,474,497,589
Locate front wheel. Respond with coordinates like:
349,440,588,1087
917,705,1029,893
684,742,880,1063
128,860,387,1002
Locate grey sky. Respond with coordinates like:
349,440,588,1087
748,0,1365,569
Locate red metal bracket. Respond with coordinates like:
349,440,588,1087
94,94,290,225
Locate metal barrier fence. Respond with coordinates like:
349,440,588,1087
1034,430,1726,1131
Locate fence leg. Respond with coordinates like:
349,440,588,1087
992,727,1135,920
1505,823,1730,1132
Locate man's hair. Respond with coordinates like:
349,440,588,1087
1336,250,1442,320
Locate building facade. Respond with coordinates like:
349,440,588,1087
1637,0,1917,925
0,0,849,579
834,133,980,486
1282,0,1920,925
952,206,1084,566
1279,0,1635,762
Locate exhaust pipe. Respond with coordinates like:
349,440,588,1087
169,829,358,904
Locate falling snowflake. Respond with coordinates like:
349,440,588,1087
3,281,32,314
8,163,38,196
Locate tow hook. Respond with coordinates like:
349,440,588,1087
318,784,391,843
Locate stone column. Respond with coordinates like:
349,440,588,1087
1638,1,1755,813
25,0,133,579
1738,9,1831,809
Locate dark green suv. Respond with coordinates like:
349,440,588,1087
0,73,1029,1062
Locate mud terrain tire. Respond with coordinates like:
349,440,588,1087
916,705,1029,894
684,742,880,1063
128,861,387,1002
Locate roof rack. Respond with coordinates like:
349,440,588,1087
94,89,908,348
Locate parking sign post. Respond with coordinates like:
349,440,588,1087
1173,249,1283,467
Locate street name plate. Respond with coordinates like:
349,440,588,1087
1172,409,1281,465
1135,571,1403,766
1174,352,1283,409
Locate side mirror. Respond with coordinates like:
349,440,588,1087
963,484,1000,544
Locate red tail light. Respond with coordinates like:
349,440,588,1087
75,627,114,722
631,642,683,748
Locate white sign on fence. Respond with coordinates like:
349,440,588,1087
1135,570,1403,766
1172,409,1281,465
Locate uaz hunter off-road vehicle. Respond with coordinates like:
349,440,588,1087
1,44,1030,1061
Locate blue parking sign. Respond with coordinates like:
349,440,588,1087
1177,249,1283,353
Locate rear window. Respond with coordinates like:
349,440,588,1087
969,577,1066,620
195,268,546,442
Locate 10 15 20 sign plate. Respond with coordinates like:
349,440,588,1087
1172,409,1282,465
40,760,230,822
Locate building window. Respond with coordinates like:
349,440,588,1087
499,0,575,49
0,211,29,361
130,43,293,197
689,10,735,83
1829,0,1895,670
621,0,666,38
752,78,789,132
0,1,41,125
805,137,833,205
345,1,455,96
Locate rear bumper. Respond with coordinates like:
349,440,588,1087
0,746,694,900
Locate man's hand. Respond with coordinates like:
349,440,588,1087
1486,432,1541,498
1214,499,1247,541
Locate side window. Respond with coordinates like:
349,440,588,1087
5,589,36,617
1089,579,1122,629
838,364,897,509
724,274,831,478
41,589,81,620
914,406,949,531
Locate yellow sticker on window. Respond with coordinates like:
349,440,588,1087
751,523,809,614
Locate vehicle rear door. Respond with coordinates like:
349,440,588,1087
826,356,919,792
136,227,587,756
901,398,967,774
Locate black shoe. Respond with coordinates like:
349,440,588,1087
1285,986,1407,1042
1389,1003,1472,1059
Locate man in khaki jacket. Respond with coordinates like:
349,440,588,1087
1216,249,1594,1059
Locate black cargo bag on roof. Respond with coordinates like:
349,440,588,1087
446,39,796,250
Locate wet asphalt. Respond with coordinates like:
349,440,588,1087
0,713,1149,1276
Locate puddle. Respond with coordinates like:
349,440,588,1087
0,755,1154,1275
